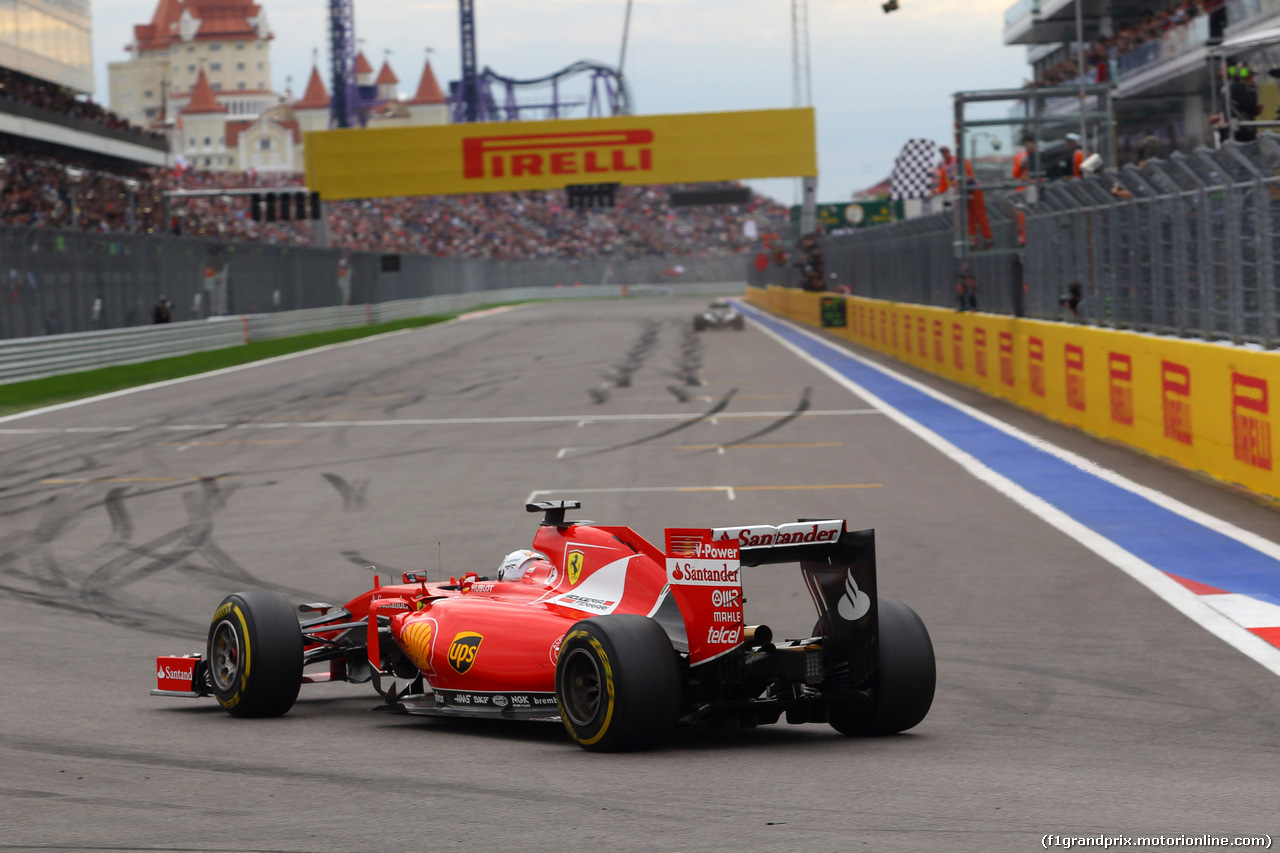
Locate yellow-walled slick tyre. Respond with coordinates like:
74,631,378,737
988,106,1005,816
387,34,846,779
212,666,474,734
207,590,303,718
555,615,681,752
830,597,935,736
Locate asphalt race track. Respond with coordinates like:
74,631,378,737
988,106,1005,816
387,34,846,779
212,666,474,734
2,296,1278,852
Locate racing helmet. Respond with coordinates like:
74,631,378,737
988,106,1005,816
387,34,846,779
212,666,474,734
497,549,547,582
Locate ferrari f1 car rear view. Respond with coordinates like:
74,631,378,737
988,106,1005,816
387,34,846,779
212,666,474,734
153,501,935,752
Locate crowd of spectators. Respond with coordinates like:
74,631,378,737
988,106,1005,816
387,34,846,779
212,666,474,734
1030,0,1225,88
0,154,786,259
166,172,788,259
0,148,163,232
0,68,164,142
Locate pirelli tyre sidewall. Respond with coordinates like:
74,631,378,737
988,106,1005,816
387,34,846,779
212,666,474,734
831,597,936,736
554,615,681,752
206,590,304,719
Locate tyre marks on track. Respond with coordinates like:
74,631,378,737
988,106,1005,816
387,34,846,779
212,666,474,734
0,477,318,638
667,323,705,388
321,473,369,512
709,387,813,449
586,388,739,455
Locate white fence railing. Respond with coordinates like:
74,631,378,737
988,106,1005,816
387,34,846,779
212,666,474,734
0,282,742,386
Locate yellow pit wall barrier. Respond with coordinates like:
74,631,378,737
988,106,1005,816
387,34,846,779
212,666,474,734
747,286,1280,502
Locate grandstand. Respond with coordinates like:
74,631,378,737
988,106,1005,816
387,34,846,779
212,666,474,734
1005,0,1280,158
0,1,169,231
166,174,788,260
0,0,785,262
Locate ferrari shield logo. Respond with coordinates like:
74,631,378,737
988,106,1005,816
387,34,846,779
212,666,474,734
567,550,585,585
447,632,483,674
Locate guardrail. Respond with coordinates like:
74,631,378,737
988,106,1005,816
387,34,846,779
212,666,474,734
0,281,742,386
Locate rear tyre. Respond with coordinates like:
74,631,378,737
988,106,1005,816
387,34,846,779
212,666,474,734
206,590,303,718
693,317,707,332
555,615,681,752
830,597,935,736
732,315,745,330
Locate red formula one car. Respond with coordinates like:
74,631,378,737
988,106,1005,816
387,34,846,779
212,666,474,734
152,501,935,751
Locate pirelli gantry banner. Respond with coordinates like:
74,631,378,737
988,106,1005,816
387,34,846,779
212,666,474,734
304,108,816,199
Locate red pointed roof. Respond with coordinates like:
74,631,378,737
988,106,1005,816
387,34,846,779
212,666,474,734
354,52,374,74
134,0,186,52
293,66,329,110
191,0,265,40
181,69,227,114
376,60,398,86
408,60,446,105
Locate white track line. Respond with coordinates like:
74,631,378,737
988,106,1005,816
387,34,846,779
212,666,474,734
0,409,880,435
0,328,416,426
743,305,1280,678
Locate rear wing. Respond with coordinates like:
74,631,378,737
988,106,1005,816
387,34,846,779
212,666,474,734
665,520,878,667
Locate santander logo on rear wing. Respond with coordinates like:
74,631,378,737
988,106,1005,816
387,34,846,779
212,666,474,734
710,520,844,550
665,529,743,666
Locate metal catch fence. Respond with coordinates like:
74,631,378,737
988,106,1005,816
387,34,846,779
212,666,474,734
1025,137,1280,346
0,224,746,341
0,282,743,386
749,138,1280,348
747,206,1024,316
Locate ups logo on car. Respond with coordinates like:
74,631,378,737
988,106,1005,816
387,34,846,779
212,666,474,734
448,632,483,674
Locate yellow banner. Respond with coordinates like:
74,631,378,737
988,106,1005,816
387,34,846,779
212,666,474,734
304,109,816,200
749,286,1280,502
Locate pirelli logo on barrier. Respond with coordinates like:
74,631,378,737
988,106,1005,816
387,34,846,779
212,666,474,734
999,332,1015,387
1108,352,1134,426
305,108,816,200
903,313,913,354
974,328,987,378
1232,372,1272,471
1162,361,1193,445
917,317,927,358
952,323,964,371
1028,337,1046,397
1064,344,1086,411
933,320,944,363
891,313,899,350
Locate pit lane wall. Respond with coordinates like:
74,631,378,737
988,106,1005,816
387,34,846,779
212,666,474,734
747,286,1280,502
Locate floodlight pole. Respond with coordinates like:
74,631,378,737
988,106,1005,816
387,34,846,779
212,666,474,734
1075,0,1088,151
619,0,634,76
792,0,816,237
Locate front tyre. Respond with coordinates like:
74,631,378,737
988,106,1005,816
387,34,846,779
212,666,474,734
207,590,303,718
830,597,935,736
555,615,681,752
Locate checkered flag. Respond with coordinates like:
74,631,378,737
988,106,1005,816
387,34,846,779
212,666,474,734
890,139,938,201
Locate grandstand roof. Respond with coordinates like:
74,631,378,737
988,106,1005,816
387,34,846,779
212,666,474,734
376,61,398,86
294,66,329,110
181,69,228,114
354,52,374,75
408,60,447,106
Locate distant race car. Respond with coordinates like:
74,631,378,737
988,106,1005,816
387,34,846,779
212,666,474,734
693,299,745,331
152,501,935,752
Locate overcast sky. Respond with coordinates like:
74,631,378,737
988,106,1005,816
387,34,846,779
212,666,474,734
92,0,1029,204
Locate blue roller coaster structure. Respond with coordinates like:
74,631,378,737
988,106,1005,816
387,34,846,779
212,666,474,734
327,0,630,128
449,61,632,123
